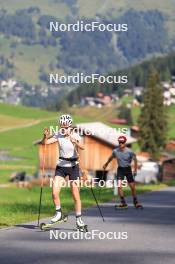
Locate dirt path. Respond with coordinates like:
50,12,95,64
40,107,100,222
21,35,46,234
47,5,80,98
0,117,57,133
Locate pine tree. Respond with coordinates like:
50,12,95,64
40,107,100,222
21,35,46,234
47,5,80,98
138,69,167,160
161,67,171,81
118,104,133,126
56,99,69,112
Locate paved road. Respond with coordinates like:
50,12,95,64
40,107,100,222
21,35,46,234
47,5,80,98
0,187,175,264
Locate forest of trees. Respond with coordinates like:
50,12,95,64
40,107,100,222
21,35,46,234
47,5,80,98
0,8,169,82
66,52,175,105
117,9,167,61
0,56,14,80
52,9,168,75
0,6,174,108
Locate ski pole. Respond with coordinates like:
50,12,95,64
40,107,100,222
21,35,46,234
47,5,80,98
73,137,105,222
98,169,105,200
90,182,105,222
37,143,47,227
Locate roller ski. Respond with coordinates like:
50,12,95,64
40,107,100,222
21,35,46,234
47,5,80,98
115,203,128,210
115,197,128,209
134,198,143,209
134,203,143,209
76,215,88,233
40,209,68,231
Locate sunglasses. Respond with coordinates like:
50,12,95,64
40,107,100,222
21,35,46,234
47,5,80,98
118,141,125,144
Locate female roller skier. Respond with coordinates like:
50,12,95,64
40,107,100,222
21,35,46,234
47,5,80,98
42,114,87,231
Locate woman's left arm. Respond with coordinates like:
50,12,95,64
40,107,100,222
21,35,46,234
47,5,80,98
75,139,84,150
70,135,85,150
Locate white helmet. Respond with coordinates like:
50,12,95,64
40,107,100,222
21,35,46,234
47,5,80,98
59,114,73,127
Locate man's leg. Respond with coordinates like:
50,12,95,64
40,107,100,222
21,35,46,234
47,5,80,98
115,179,128,208
118,186,127,206
126,168,141,207
116,169,128,208
128,182,137,198
118,186,125,201
128,181,142,207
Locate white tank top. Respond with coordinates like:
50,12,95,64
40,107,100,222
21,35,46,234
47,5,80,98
53,132,81,167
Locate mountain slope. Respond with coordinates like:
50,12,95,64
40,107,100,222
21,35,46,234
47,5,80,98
0,0,175,107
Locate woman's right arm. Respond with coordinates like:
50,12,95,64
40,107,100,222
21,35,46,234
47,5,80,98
41,128,55,145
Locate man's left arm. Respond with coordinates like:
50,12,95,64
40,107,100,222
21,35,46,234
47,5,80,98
132,153,138,176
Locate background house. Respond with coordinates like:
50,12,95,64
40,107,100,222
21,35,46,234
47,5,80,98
36,122,136,181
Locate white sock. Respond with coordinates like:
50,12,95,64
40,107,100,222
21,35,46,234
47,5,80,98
56,205,61,211
76,212,81,217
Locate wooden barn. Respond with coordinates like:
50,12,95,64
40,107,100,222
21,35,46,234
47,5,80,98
165,140,175,151
135,152,175,182
36,122,137,180
160,157,175,182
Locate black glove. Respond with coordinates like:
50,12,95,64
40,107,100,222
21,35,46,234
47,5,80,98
133,171,137,177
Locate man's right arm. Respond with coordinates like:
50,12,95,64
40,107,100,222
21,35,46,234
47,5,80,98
103,154,114,170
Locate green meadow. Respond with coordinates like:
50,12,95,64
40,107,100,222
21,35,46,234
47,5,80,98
0,184,167,228
0,103,90,176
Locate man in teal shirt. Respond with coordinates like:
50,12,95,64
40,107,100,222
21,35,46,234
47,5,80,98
103,135,143,209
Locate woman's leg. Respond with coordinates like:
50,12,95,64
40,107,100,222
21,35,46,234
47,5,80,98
70,180,81,215
52,176,65,207
70,179,87,229
50,175,66,222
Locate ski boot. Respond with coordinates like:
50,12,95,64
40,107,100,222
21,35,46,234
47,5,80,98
40,209,68,231
76,215,88,232
115,197,128,209
133,198,143,209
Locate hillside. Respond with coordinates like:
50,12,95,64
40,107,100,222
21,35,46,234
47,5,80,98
67,51,175,104
0,0,175,98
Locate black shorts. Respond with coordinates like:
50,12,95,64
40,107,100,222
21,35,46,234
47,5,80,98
55,165,80,181
116,166,134,183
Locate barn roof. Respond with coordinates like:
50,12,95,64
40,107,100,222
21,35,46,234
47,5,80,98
76,122,137,147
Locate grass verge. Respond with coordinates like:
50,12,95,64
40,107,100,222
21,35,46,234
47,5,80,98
0,183,166,228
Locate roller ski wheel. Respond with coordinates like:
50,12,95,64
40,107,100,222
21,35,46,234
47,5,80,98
40,215,68,231
115,204,128,210
134,203,143,209
76,224,88,233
